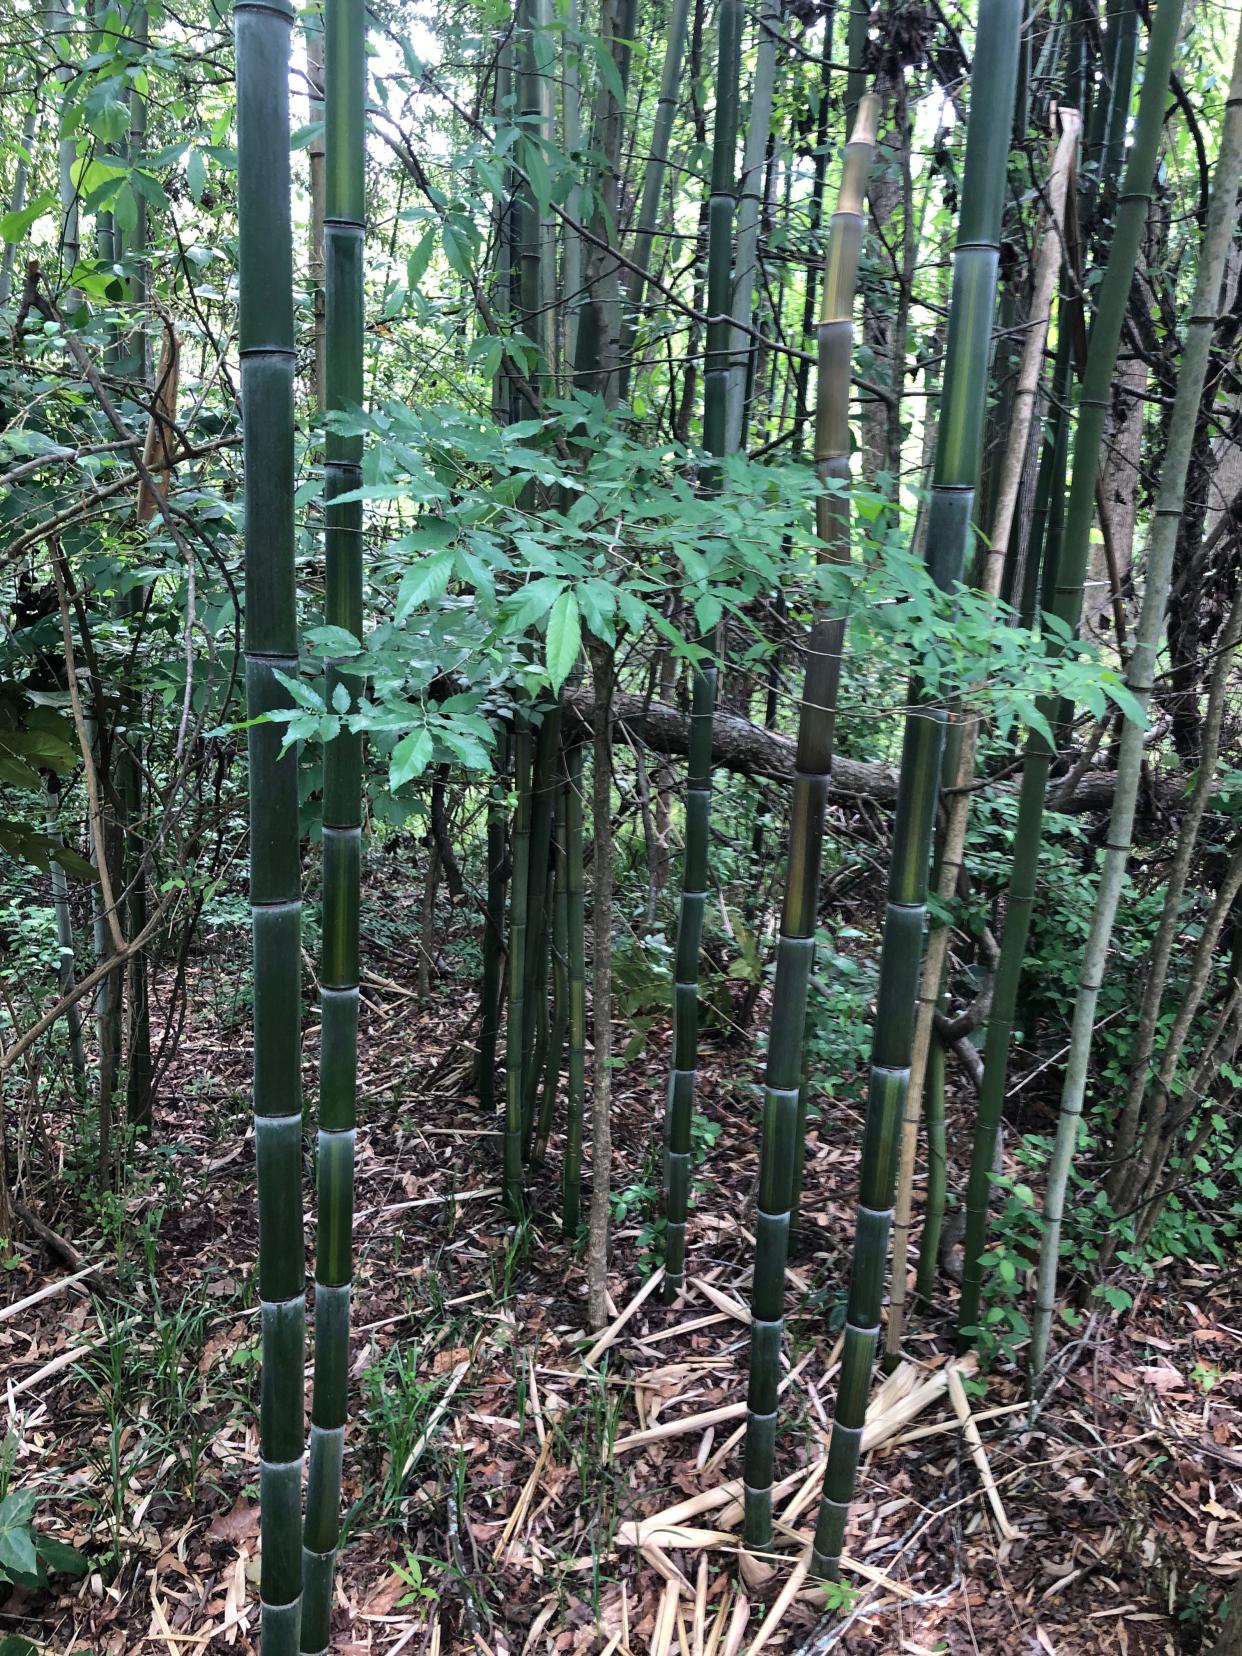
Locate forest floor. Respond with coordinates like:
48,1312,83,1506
2,882,1241,1656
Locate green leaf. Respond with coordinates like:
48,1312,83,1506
441,219,471,278
35,1536,89,1578
395,551,454,621
502,576,564,634
405,226,436,291
113,181,139,240
0,1493,39,1578
186,149,207,203
0,192,55,242
1103,679,1148,729
544,589,580,692
0,1636,39,1656
390,727,434,788
436,725,491,771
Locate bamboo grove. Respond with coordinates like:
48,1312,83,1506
1,0,1242,1641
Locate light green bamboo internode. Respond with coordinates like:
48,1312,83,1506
957,0,1188,1347
740,91,879,1553
810,0,1022,1579
235,0,304,1648
1029,18,1242,1382
302,0,367,1649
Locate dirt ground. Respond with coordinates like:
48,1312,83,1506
2,905,1240,1656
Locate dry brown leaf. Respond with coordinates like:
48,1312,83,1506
208,1496,261,1543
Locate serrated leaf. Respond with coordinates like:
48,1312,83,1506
395,551,454,621
390,727,433,788
544,589,580,692
441,219,472,278
502,576,564,634
436,725,491,772
405,225,436,291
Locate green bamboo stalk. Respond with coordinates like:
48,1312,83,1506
47,0,79,281
571,0,638,401
477,743,510,1113
562,742,587,1233
913,1024,946,1304
618,0,691,398
660,0,741,1302
0,95,38,305
701,0,741,470
504,715,533,1215
522,705,561,1152
302,0,365,1645
725,0,780,452
1030,29,1242,1375
560,0,583,380
44,780,87,1099
741,94,879,1550
517,0,556,382
1017,331,1071,631
843,0,868,135
533,779,569,1166
235,0,304,1644
123,2,153,1134
885,110,1079,1365
1098,0,1139,212
492,29,515,424
810,0,1021,1577
957,0,1186,1346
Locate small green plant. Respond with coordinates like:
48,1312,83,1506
393,1550,439,1606
0,1492,88,1591
819,1577,860,1614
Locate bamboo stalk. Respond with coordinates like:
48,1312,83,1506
660,0,742,1299
958,0,1188,1345
477,742,510,1114
504,716,533,1215
885,109,1079,1361
725,0,781,452
1029,24,1242,1377
562,742,587,1232
618,0,691,398
741,94,879,1550
809,0,1022,1579
235,0,304,1643
301,0,366,1647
